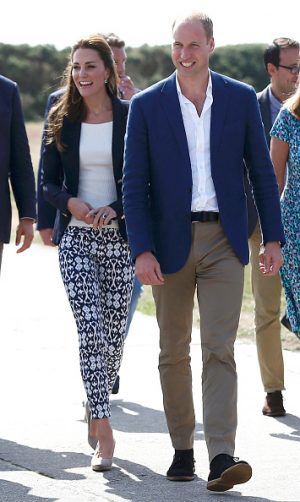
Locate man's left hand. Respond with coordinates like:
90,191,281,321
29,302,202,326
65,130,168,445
259,241,283,276
15,218,34,253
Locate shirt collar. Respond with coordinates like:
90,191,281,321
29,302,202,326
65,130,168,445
268,84,282,106
176,70,213,103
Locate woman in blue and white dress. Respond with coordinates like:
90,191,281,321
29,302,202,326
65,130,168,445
41,34,134,471
271,84,300,339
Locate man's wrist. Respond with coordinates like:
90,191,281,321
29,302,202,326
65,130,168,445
262,241,281,246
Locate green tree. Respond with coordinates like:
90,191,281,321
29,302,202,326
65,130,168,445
0,42,270,120
0,43,69,120
210,44,269,90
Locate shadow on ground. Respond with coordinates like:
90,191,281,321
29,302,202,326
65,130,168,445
102,456,285,502
0,479,56,502
0,438,89,480
270,412,300,442
100,399,206,441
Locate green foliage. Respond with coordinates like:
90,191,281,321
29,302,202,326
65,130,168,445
126,44,174,89
0,43,69,120
0,42,269,120
210,43,269,89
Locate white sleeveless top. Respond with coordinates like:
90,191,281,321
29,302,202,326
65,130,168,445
69,121,118,228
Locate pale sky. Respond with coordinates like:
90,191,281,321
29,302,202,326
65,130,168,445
1,0,299,49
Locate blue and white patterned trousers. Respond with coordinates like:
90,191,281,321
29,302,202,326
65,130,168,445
59,226,134,418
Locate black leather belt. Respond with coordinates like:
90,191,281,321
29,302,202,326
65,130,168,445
191,211,219,222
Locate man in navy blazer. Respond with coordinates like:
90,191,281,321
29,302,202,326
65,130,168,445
246,37,299,418
123,12,284,492
0,75,36,272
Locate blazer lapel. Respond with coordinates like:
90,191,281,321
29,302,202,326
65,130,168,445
160,73,191,164
61,118,81,193
210,71,231,168
160,72,231,170
258,87,272,146
112,97,128,175
60,100,127,196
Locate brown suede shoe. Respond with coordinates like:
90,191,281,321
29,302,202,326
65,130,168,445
262,391,286,417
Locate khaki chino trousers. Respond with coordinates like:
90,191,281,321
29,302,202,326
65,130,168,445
249,223,284,392
153,221,244,462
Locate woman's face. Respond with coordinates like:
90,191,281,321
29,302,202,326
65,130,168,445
72,47,109,99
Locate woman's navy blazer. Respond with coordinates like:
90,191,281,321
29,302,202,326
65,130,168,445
41,97,129,244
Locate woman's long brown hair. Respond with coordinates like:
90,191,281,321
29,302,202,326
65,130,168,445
46,34,118,151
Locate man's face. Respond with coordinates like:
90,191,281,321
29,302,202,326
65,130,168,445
171,20,215,80
269,47,299,98
111,46,127,78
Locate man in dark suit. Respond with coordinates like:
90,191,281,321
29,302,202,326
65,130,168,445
246,37,299,417
123,12,284,492
0,74,36,272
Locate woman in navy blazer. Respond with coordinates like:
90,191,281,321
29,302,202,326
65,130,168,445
41,35,134,471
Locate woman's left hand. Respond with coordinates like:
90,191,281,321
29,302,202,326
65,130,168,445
86,206,117,228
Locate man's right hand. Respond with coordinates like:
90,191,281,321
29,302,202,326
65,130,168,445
119,75,136,100
135,252,164,285
39,228,55,247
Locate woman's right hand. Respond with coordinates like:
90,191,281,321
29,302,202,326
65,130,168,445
67,197,93,222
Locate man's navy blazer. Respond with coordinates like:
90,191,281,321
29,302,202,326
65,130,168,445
123,72,284,274
245,85,273,237
0,75,36,243
41,96,129,244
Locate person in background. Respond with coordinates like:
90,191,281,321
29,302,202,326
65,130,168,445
0,74,36,272
246,37,299,417
123,11,284,492
37,32,142,396
103,32,139,100
270,83,300,339
40,34,134,472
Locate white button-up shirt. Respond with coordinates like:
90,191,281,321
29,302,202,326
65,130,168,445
176,72,218,212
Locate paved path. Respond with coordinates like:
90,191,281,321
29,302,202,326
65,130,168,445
0,244,299,502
